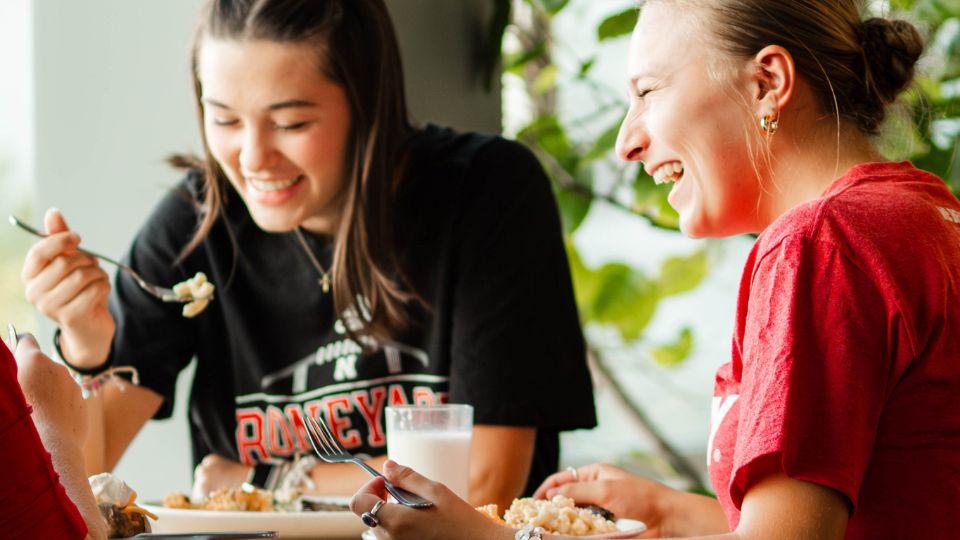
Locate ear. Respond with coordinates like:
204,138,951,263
751,45,796,118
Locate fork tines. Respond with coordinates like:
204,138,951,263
305,416,341,461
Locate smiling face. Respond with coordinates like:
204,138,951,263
198,38,352,234
616,3,766,238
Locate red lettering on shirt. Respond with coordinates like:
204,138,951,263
266,405,295,457
324,394,361,449
284,403,312,453
236,408,268,466
388,384,409,406
354,388,387,446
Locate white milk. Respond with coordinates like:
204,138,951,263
387,429,472,500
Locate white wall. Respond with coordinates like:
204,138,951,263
29,0,501,501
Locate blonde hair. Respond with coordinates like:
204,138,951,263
645,0,924,136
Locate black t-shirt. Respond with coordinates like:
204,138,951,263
108,125,596,494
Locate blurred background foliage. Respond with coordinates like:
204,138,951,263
486,0,960,488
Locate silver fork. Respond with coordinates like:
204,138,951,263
304,416,433,508
8,215,192,304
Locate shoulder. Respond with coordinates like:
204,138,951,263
762,162,955,252
407,124,545,191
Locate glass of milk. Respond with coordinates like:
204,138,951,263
385,404,474,500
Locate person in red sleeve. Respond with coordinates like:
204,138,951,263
2,332,106,539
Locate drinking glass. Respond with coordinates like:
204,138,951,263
385,404,474,499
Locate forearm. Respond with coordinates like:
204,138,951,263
468,425,535,510
35,424,108,540
306,455,389,496
100,382,162,471
83,391,107,474
660,491,730,537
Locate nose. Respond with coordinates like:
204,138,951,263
615,109,648,163
239,127,275,173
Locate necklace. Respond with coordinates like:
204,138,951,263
293,228,332,293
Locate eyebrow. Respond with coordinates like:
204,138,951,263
629,60,674,84
201,98,318,111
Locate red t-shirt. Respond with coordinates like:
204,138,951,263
0,342,87,539
709,162,960,538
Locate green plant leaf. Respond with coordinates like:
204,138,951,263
577,57,596,79
583,116,625,162
597,8,639,42
590,262,659,340
555,186,593,234
540,0,570,15
565,241,595,312
650,327,693,367
658,249,709,297
533,64,559,95
631,167,680,229
504,40,547,74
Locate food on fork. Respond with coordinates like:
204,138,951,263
173,271,215,318
89,473,157,538
484,495,618,536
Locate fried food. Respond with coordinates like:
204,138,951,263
502,495,618,536
89,473,156,538
475,503,505,524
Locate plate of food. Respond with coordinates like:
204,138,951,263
140,486,365,539
479,495,647,537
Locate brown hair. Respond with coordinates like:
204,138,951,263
648,0,925,135
176,0,418,343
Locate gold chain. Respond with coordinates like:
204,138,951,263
293,228,332,293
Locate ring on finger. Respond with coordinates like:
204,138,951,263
361,499,386,528
566,466,579,482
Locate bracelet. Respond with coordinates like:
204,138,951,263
76,366,140,399
516,526,545,540
278,454,321,492
53,327,112,376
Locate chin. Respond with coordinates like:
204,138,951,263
249,213,298,234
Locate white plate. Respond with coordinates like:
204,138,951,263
141,498,366,540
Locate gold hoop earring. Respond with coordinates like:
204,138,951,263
760,114,779,134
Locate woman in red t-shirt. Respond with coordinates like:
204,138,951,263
2,333,105,539
346,1,960,539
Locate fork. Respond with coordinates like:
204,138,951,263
8,215,192,304
304,416,433,508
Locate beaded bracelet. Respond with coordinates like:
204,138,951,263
76,366,140,398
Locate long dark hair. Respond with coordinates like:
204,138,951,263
177,0,418,343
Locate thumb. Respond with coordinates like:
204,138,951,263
44,207,71,235
383,459,440,496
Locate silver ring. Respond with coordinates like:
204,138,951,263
7,324,20,350
566,466,579,482
361,499,386,528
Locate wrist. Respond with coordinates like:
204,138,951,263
54,327,111,374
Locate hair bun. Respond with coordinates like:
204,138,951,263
857,17,924,103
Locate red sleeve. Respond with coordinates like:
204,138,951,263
730,233,892,511
0,343,88,539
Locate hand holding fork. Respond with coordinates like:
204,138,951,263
303,415,433,508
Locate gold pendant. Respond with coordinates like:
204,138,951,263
319,273,331,293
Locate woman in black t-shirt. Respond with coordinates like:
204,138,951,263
19,0,595,512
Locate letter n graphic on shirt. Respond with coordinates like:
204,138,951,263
707,394,739,467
